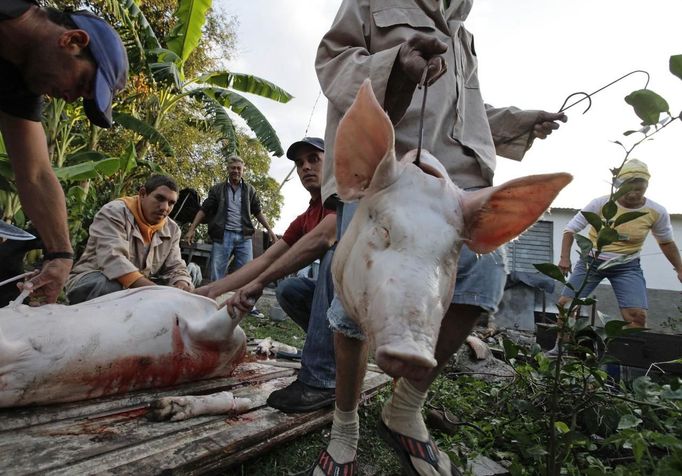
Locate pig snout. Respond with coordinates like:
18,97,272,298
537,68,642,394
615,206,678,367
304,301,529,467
364,277,449,379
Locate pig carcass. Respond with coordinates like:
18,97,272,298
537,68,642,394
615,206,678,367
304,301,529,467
0,286,246,407
332,80,571,378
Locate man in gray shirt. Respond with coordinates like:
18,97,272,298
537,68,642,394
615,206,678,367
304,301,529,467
185,156,276,283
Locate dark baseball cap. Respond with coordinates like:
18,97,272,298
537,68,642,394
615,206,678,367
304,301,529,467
70,11,129,128
286,137,324,160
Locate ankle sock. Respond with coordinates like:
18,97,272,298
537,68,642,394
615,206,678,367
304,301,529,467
382,378,429,439
382,379,453,476
313,405,359,476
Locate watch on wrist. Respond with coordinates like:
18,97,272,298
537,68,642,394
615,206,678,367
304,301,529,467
44,251,75,261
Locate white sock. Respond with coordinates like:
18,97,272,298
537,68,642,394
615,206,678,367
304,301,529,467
382,379,453,476
382,378,429,438
313,405,359,476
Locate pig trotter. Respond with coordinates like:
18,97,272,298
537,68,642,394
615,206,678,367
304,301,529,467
147,391,250,422
309,448,358,476
377,420,461,476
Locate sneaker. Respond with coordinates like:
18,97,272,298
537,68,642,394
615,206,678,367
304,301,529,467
266,379,335,413
248,308,265,319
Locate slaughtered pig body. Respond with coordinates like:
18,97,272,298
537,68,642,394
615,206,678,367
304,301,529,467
332,80,571,378
0,287,246,407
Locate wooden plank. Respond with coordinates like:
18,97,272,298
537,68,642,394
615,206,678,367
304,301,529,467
0,362,391,476
0,362,294,432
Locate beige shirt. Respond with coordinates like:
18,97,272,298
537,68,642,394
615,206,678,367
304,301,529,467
67,200,191,290
316,0,534,202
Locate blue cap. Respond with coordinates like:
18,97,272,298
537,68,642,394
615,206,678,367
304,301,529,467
70,11,128,128
286,137,325,160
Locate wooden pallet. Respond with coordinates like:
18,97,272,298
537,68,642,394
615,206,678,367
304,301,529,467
0,360,391,475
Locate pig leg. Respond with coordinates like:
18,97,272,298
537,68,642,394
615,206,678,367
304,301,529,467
183,306,245,346
148,391,251,421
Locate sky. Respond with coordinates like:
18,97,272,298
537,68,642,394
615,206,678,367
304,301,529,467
217,0,682,233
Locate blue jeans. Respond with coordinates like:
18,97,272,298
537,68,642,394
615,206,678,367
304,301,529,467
282,247,336,389
561,256,648,309
210,230,253,281
276,276,316,331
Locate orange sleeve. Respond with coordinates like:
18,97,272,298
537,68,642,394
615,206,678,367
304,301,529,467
117,271,144,288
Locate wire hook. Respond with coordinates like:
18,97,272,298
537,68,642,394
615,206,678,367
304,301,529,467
558,69,650,113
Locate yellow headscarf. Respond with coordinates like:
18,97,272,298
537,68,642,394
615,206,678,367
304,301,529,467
119,196,166,244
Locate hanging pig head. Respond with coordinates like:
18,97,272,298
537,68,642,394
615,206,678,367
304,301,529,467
332,79,571,378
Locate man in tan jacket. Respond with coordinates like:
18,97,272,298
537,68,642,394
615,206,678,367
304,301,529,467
66,175,192,304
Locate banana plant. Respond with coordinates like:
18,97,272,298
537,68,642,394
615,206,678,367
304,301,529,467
105,0,292,158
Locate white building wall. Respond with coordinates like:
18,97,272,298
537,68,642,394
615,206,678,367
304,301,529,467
540,208,682,291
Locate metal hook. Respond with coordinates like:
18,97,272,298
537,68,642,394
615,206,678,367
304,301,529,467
414,66,430,167
558,92,592,114
558,69,650,113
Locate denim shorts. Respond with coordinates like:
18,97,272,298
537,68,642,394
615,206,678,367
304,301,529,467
327,202,508,340
561,256,648,309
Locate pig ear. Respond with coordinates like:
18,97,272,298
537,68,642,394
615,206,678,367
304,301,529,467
335,79,398,201
462,173,572,254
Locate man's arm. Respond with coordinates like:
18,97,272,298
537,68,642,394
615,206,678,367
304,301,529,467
486,106,567,161
658,241,682,284
558,232,575,276
226,214,337,315
160,227,193,291
254,212,277,244
184,209,206,245
195,238,291,299
0,112,72,303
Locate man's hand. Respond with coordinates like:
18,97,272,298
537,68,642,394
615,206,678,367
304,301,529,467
183,227,196,245
19,258,72,304
174,281,193,292
194,284,215,299
676,268,682,284
398,33,448,86
268,230,278,244
524,111,568,140
225,281,263,318
558,257,572,277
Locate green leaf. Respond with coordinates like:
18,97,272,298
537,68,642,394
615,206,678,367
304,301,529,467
120,144,138,175
613,182,635,201
617,414,642,430
575,234,594,258
604,319,629,338
112,112,175,157
53,158,121,181
502,338,519,360
200,72,293,103
165,0,213,64
191,91,238,155
670,54,682,81
195,87,285,156
581,211,603,232
624,89,670,125
614,211,648,227
575,297,597,306
533,263,566,283
149,61,182,89
596,227,619,249
601,200,617,221
64,150,109,166
554,421,570,434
